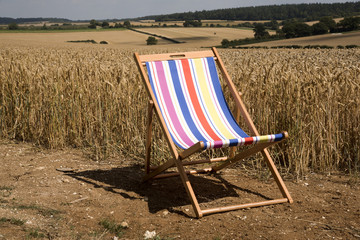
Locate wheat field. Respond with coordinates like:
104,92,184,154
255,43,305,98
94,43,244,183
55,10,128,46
0,46,359,176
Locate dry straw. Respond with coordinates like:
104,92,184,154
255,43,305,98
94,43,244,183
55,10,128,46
0,47,359,176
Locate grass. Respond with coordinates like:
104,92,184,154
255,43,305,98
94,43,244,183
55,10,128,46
26,228,46,239
0,47,359,176
0,217,47,239
14,204,61,217
0,217,25,226
0,185,14,197
98,218,125,237
0,186,14,191
0,203,57,239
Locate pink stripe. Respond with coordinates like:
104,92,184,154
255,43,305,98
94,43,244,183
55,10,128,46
149,62,178,144
155,61,194,147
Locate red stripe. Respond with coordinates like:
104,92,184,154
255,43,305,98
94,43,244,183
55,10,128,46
181,59,221,141
244,137,254,144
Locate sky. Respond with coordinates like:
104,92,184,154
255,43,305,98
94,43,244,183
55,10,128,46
0,0,358,20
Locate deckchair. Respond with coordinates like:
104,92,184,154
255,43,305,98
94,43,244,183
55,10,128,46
134,47,293,218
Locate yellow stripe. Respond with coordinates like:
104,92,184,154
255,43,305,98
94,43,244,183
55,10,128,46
193,58,236,139
258,135,270,142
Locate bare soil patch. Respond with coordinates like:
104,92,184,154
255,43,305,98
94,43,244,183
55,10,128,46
0,140,359,239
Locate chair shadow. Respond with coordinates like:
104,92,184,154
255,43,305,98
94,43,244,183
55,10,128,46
66,164,273,216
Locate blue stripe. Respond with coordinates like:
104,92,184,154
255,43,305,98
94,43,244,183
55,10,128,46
229,138,239,147
274,133,284,141
206,57,249,138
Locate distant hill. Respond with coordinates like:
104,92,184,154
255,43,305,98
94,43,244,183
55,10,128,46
0,17,72,25
137,2,360,22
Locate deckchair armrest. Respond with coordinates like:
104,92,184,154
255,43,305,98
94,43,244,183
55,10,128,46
179,141,204,160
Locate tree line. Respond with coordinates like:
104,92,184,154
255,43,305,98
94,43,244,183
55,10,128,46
280,16,360,38
0,17,71,25
137,2,360,22
221,16,360,48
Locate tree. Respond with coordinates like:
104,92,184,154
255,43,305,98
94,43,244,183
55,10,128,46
281,23,296,38
253,23,270,39
89,19,97,29
146,36,158,45
183,20,202,27
123,20,131,28
101,21,109,28
221,39,230,48
294,22,312,37
338,16,360,32
281,21,312,38
319,16,337,32
8,23,19,30
312,22,329,35
114,22,123,28
264,20,279,30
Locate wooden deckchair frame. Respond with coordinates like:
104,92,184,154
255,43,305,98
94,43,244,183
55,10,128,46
134,47,293,218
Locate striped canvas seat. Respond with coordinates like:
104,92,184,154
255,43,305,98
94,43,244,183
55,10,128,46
146,57,286,150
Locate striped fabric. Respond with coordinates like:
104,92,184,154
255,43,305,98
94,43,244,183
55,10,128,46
146,57,285,150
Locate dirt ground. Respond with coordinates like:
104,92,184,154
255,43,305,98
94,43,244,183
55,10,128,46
0,139,359,240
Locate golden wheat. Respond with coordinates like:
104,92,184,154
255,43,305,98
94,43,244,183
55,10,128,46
0,46,359,176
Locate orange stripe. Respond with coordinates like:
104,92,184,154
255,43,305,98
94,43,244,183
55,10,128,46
181,59,221,141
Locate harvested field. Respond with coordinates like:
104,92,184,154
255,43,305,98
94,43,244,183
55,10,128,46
0,30,161,48
5,28,358,49
0,27,256,48
134,27,255,47
131,20,270,27
246,31,360,47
